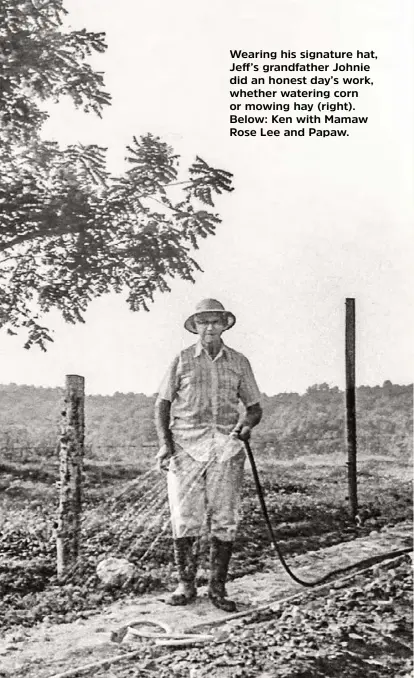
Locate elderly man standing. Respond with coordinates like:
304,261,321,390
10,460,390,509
155,299,262,612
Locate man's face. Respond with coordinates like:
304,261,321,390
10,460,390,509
194,312,227,345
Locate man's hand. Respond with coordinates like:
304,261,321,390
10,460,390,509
237,425,252,441
155,443,174,472
230,403,262,442
230,425,251,442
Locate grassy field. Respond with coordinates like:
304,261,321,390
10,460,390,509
0,446,412,631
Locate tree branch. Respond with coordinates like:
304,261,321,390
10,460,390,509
0,226,71,254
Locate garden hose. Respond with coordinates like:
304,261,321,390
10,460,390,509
243,440,411,588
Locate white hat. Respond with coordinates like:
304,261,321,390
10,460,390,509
184,299,236,334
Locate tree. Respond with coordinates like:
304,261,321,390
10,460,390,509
0,0,234,349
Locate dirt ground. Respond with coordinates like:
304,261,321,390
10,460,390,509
0,521,412,678
275,454,413,482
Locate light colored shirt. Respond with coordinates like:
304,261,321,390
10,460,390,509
156,341,261,461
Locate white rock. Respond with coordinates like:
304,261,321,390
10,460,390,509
96,557,136,588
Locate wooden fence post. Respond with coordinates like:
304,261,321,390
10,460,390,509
345,299,358,521
56,375,85,580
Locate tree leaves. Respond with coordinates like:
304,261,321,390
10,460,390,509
256,383,413,460
186,156,234,206
0,1,110,143
125,134,179,190
0,0,234,350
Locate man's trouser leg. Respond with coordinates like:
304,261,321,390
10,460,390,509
166,449,206,605
206,449,245,612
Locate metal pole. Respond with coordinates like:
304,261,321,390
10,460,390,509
56,375,85,579
345,299,358,520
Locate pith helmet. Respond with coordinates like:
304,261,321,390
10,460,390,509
184,299,236,334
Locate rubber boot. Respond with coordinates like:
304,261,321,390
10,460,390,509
208,536,237,612
166,536,199,606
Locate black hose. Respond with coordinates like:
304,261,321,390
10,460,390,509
244,440,411,587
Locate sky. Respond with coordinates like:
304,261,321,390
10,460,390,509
0,0,413,395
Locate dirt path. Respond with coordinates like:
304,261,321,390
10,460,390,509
0,521,412,678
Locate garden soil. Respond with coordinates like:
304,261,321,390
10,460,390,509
0,521,412,678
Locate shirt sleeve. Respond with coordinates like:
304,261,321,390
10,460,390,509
156,354,180,403
238,356,261,407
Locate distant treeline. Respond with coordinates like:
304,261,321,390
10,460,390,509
0,381,412,460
